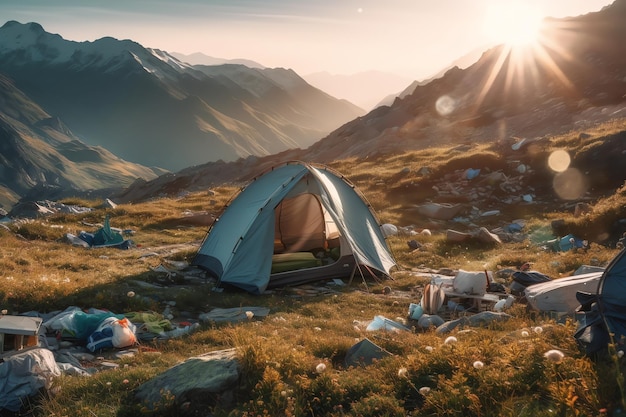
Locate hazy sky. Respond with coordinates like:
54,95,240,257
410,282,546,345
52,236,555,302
0,0,615,79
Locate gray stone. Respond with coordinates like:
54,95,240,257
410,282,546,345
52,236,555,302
135,348,240,412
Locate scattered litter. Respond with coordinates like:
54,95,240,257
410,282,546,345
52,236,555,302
511,138,527,150
436,311,512,333
345,338,392,367
65,214,133,249
199,307,270,324
365,315,410,332
417,314,445,329
381,223,398,237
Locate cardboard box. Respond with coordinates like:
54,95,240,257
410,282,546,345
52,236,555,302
0,315,42,355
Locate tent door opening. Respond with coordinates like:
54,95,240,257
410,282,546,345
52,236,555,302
272,193,342,274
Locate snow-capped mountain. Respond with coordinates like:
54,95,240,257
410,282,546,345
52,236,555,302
0,21,364,171
170,52,264,69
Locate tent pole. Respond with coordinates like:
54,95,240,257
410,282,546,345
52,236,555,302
357,264,370,293
348,264,358,286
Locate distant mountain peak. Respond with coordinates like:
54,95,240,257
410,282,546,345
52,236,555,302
170,51,265,69
0,20,364,174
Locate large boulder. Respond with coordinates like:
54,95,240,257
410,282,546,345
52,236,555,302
134,348,240,413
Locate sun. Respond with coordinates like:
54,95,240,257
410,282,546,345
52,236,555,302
483,1,544,47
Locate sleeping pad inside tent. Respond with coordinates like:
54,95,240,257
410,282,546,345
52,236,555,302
192,162,397,294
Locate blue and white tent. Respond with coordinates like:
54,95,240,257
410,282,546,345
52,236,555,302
192,162,397,294
575,248,626,355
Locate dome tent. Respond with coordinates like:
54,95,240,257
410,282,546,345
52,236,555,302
575,248,626,355
192,161,396,294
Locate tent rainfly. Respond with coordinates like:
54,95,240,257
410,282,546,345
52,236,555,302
192,162,397,294
575,248,626,354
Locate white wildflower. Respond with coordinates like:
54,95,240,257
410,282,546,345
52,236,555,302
521,330,529,337
398,367,408,378
315,363,326,373
419,386,431,395
543,349,565,363
533,326,543,334
444,336,458,345
473,361,484,369
425,346,434,353
127,291,135,298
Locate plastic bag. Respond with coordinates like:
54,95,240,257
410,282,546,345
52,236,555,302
112,318,137,348
44,307,119,340
86,317,118,352
87,317,137,352
453,270,493,295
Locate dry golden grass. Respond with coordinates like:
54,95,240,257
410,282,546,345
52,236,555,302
2,119,626,416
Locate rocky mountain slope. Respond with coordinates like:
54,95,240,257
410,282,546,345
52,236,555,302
0,21,363,171
303,1,626,162
114,0,626,204
0,74,160,209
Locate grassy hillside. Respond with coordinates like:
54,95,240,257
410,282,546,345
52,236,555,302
2,120,626,416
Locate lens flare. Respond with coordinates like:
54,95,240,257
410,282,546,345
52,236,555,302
435,95,456,116
553,168,588,200
548,149,571,172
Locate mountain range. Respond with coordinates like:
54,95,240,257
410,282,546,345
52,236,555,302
0,73,163,209
169,52,421,111
114,0,626,203
0,20,363,173
1,0,626,210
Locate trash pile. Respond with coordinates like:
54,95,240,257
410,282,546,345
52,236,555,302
65,214,134,249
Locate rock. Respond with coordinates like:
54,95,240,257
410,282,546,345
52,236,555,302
134,349,240,412
417,314,445,329
446,229,472,242
381,223,398,237
407,240,421,250
414,203,463,220
475,227,502,244
574,202,592,217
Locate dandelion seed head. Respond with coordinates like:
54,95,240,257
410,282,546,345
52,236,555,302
521,330,529,337
618,350,624,358
543,349,565,363
123,379,129,384
419,386,431,395
316,363,326,373
245,311,254,320
473,361,484,369
444,336,458,345
425,346,434,352
1,309,7,315
398,367,408,378
533,326,543,334
127,291,135,298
